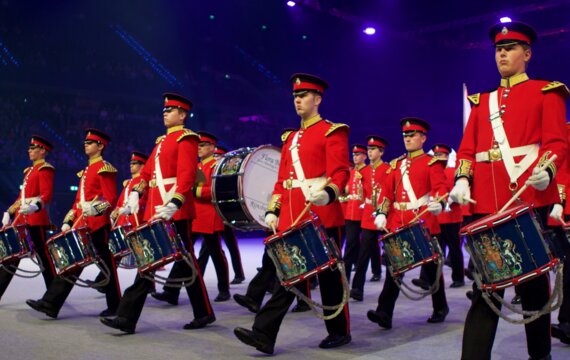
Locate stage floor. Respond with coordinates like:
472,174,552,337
0,237,568,359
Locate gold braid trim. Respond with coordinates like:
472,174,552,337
63,209,76,224
537,151,557,179
558,184,567,202
172,193,186,204
267,194,282,212
455,159,473,180
377,197,391,215
8,200,21,215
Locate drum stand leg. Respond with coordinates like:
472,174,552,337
288,262,350,321
390,239,444,301
0,252,45,279
474,263,564,325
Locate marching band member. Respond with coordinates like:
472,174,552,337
350,136,389,301
367,117,449,328
234,73,351,354
26,128,120,318
0,135,56,301
100,93,215,333
450,21,568,360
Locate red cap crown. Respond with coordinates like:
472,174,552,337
351,144,367,154
197,131,218,145
431,143,451,154
366,136,388,148
30,135,53,152
214,145,228,155
291,73,329,94
400,117,431,133
489,21,537,46
85,128,111,145
131,151,148,164
163,92,193,111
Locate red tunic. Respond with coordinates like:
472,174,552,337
271,116,350,231
344,164,366,221
192,156,225,234
437,167,463,224
114,175,146,227
457,75,568,214
64,156,118,232
10,159,54,227
377,151,447,235
138,125,199,221
360,161,390,230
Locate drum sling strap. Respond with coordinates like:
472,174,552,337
289,131,326,200
154,139,177,205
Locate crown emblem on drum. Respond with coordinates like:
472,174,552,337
501,26,508,35
295,78,301,85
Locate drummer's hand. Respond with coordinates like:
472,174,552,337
118,206,131,216
155,202,178,220
374,214,387,230
550,203,564,223
19,202,39,215
2,212,10,227
526,167,550,191
427,199,443,216
127,192,140,214
81,203,97,217
61,223,71,232
265,213,278,228
450,178,471,205
307,189,330,206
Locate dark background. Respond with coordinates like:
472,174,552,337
1,0,569,225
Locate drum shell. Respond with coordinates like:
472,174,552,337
0,224,32,264
109,225,132,258
46,227,96,275
264,217,339,287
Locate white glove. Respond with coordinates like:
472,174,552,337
550,204,564,223
427,199,443,216
118,206,131,216
61,224,71,232
374,214,387,230
81,202,97,217
154,202,178,220
306,189,330,206
265,213,278,228
450,178,471,205
526,167,550,191
359,203,365,209
2,212,10,227
127,192,140,214
19,202,39,215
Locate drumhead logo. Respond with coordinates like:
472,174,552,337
129,234,155,266
0,239,7,258
475,233,522,282
274,242,307,279
49,243,70,271
384,237,415,270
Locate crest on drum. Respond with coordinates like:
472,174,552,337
50,243,70,270
474,233,523,282
0,240,7,258
385,238,415,270
275,242,307,278
130,236,156,266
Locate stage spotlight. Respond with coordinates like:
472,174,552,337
287,1,296,7
500,17,512,23
363,27,376,35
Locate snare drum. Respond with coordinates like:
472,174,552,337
212,145,281,231
46,227,96,276
460,204,558,291
109,225,132,258
0,224,33,264
382,221,439,277
125,219,186,273
265,217,340,287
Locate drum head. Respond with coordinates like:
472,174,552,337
241,145,281,229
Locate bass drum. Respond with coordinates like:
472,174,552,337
212,145,281,231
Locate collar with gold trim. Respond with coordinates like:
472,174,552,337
356,163,367,171
407,149,424,159
370,159,384,169
167,125,184,134
89,155,103,165
201,155,215,165
33,159,46,166
500,72,529,88
300,114,322,129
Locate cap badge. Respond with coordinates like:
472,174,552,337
164,97,168,104
501,26,508,35
405,121,411,127
295,78,301,85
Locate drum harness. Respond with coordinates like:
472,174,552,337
277,130,349,320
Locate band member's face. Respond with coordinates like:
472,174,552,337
130,162,143,175
198,142,215,159
495,44,531,78
352,153,366,165
84,140,103,157
28,146,46,161
294,92,321,118
367,147,383,162
163,108,186,128
403,132,425,152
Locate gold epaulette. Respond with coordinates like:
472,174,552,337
467,93,480,106
389,154,406,170
155,135,165,144
123,179,129,187
23,166,31,174
324,121,350,137
177,129,199,142
98,162,118,174
39,162,55,171
77,170,84,178
133,179,147,193
428,156,447,166
281,130,294,143
542,81,570,98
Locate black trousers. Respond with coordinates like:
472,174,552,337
554,218,570,324
193,231,230,294
251,226,350,342
351,228,382,293
0,225,55,298
117,220,213,324
342,220,361,281
214,225,245,279
42,225,121,313
461,207,554,360
245,248,277,306
439,222,464,282
376,235,447,316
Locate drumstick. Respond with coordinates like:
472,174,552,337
270,223,277,235
291,177,332,228
409,193,449,224
499,155,558,213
